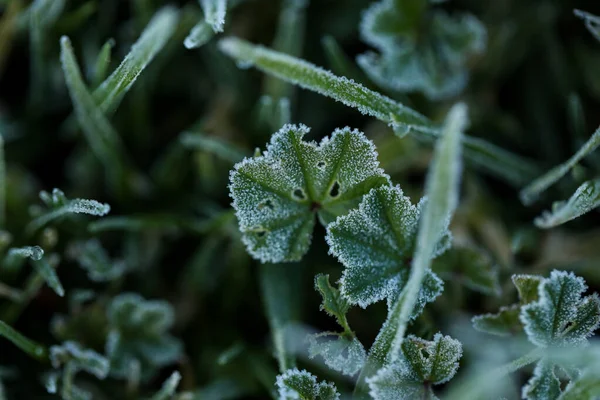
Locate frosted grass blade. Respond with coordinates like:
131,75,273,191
31,257,64,297
151,371,181,400
534,178,600,228
184,20,213,49
521,125,600,205
200,0,226,33
92,38,115,88
93,6,179,114
0,132,4,228
0,320,47,360
575,9,600,43
218,37,538,185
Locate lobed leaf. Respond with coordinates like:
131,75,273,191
218,37,539,186
314,274,350,332
522,360,562,400
472,305,522,337
230,124,389,263
520,270,600,348
276,368,340,400
534,178,600,228
307,333,366,377
513,274,543,305
559,366,600,400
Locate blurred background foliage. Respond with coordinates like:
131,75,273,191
1,0,600,398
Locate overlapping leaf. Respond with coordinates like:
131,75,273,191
230,124,390,263
326,185,445,308
276,368,339,400
367,333,462,400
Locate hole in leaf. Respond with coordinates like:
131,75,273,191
317,161,326,169
258,199,274,210
292,188,307,200
329,181,340,198
421,348,431,359
256,231,266,238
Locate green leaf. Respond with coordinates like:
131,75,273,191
534,178,600,228
276,368,340,400
472,305,522,336
31,256,64,297
559,366,600,400
230,124,390,263
367,333,462,400
432,245,500,295
150,371,181,400
218,37,538,186
69,239,128,282
327,185,444,309
49,341,109,379
575,10,600,44
106,293,183,381
513,274,543,305
521,270,600,348
184,20,214,49
27,188,110,233
520,125,600,205
0,132,5,228
522,360,562,400
91,38,115,88
359,1,486,99
7,245,44,261
307,333,366,377
93,6,179,114
200,0,226,33
0,320,46,360
314,274,350,332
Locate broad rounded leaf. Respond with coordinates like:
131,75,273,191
230,124,390,263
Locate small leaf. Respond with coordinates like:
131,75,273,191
200,0,226,33
522,360,562,400
534,178,600,228
471,305,522,336
368,365,437,400
276,368,340,400
307,333,366,376
150,371,181,400
559,366,600,400
520,270,600,348
31,257,64,297
401,333,463,385
575,10,600,44
230,124,389,263
184,21,214,49
49,341,109,379
432,245,500,295
69,239,128,282
314,274,350,332
513,274,543,305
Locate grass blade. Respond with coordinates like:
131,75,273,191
93,6,179,115
184,20,214,49
200,0,226,33
31,257,64,297
354,104,466,399
91,38,115,88
0,320,47,360
575,9,600,43
534,178,600,228
520,125,600,205
218,37,538,185
0,132,4,228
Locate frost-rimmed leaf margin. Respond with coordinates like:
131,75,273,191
229,123,390,263
275,368,340,400
218,37,539,186
534,178,600,228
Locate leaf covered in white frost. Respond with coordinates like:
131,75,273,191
50,341,109,379
69,239,128,282
307,333,365,377
521,270,600,348
368,333,462,400
276,368,340,400
358,0,486,99
522,360,562,400
230,124,390,263
326,185,445,308
559,365,600,400
201,0,227,33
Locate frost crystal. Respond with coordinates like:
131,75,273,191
359,0,486,99
326,185,445,308
520,270,600,348
106,293,183,381
367,333,462,400
230,124,389,263
276,368,340,400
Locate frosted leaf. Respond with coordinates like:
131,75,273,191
7,245,44,261
520,270,600,348
522,360,562,400
368,333,462,400
27,188,110,233
534,179,600,229
432,244,500,295
307,333,366,376
106,293,183,381
326,185,444,308
359,0,486,99
574,10,600,44
7,247,64,297
559,366,600,400
201,0,226,33
314,274,350,332
276,368,340,400
150,371,181,400
472,305,522,336
69,239,128,282
230,124,390,263
49,341,109,379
